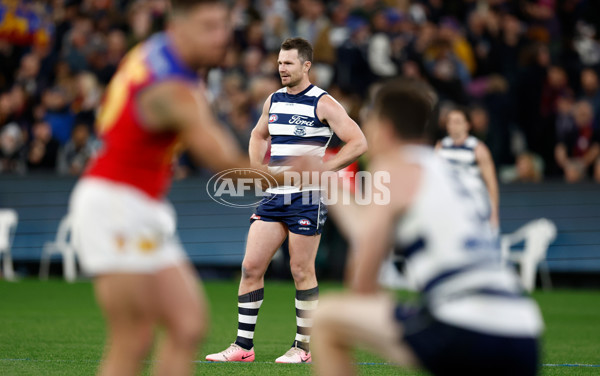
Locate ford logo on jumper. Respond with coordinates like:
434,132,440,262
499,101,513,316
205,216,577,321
288,115,314,126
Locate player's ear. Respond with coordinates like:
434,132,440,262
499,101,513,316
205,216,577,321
304,60,311,73
380,118,398,140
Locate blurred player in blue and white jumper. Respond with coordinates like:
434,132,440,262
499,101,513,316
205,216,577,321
206,37,367,363
311,79,543,376
436,107,500,233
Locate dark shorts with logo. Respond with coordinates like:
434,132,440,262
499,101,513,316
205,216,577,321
396,305,539,376
250,191,327,235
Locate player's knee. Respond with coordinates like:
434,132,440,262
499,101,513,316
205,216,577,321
169,315,206,348
290,261,314,283
241,260,266,282
166,300,207,348
112,322,154,360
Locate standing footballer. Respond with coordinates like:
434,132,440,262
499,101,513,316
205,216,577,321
206,37,367,363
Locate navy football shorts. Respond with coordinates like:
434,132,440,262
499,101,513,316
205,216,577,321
250,191,327,235
396,305,539,376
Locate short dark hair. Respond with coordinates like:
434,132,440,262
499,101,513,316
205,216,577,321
448,105,471,124
170,0,224,13
280,38,313,63
373,79,436,140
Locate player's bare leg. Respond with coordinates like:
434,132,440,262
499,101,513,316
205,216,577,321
288,233,321,290
239,220,288,295
206,220,288,362
311,293,419,376
94,274,156,376
153,263,206,376
274,232,321,363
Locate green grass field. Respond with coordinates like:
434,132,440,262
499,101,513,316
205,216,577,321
0,280,598,375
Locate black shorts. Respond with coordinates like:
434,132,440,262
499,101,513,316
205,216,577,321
396,305,539,376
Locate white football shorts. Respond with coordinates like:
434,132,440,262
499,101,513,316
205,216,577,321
69,177,187,275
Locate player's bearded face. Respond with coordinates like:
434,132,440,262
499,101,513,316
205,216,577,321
182,4,231,68
278,49,305,87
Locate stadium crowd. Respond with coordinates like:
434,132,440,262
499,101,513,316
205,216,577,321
1,0,600,182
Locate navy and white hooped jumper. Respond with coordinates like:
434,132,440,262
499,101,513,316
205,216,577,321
394,146,542,376
437,136,492,225
251,84,332,235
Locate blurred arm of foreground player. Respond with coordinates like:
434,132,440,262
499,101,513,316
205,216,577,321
304,151,420,293
138,80,252,171
137,80,291,187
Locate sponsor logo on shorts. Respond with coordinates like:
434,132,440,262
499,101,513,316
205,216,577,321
269,114,278,123
250,214,261,220
298,219,311,226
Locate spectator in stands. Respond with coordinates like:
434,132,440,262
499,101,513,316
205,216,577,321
0,40,20,92
57,122,96,176
424,37,470,105
580,68,600,130
42,87,75,145
63,14,94,73
490,13,526,92
295,0,328,45
500,152,545,183
334,16,372,97
517,43,551,160
0,122,25,174
0,92,12,126
127,1,154,47
104,30,127,81
5,85,32,129
259,0,292,52
438,16,476,80
72,72,102,126
465,9,497,79
26,120,60,172
469,104,489,141
367,8,400,80
15,53,42,99
555,100,600,182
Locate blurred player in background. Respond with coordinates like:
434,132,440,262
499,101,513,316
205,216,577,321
312,80,542,376
436,107,500,233
68,1,273,375
206,37,367,364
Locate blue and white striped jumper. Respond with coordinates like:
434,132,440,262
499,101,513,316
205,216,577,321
266,84,333,193
395,146,543,337
437,136,491,222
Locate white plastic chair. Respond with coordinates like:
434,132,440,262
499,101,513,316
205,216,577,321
0,209,18,281
39,215,77,282
501,218,557,292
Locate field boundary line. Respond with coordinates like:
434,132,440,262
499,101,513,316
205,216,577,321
1,359,599,367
